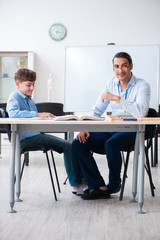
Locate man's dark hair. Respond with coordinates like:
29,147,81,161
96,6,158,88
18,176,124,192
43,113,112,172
14,68,36,82
112,52,132,65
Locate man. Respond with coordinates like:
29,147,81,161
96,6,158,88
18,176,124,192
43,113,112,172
7,68,87,195
72,52,151,200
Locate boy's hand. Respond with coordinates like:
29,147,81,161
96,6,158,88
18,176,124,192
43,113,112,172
36,112,56,118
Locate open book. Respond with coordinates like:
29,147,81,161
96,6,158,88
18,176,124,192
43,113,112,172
32,115,104,121
53,115,104,121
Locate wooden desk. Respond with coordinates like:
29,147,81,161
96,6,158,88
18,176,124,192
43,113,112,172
2,118,158,214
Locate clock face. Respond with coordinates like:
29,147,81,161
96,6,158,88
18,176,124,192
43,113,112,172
49,23,67,41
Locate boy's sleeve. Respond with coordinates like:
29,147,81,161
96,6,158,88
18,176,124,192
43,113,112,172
7,97,37,118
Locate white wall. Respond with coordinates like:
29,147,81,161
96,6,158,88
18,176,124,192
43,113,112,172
0,0,160,103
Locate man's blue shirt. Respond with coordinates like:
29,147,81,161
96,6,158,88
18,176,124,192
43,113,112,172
90,73,151,118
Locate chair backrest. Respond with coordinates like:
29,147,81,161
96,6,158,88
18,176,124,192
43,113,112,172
156,105,160,133
0,103,7,111
0,103,7,133
0,108,11,142
35,102,64,116
145,108,158,140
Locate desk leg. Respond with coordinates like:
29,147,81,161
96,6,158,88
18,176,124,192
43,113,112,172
69,132,74,141
137,126,145,214
130,132,139,203
15,133,22,202
8,131,16,213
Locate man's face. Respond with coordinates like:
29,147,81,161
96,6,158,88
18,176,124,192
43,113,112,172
113,57,133,82
16,80,35,97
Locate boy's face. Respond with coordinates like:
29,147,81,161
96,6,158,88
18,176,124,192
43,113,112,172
16,80,35,97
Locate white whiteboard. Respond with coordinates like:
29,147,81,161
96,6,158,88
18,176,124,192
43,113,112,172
64,45,160,112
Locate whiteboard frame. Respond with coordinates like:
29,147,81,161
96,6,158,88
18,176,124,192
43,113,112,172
64,45,160,112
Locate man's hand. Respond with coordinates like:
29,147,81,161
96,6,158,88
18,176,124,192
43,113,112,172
76,132,90,143
101,92,121,103
36,112,56,118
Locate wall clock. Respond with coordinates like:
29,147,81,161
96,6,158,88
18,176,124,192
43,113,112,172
49,23,67,41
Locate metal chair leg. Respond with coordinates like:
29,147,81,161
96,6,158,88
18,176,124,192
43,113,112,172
24,152,29,166
20,156,26,180
50,150,61,193
121,151,128,178
154,130,158,167
145,147,155,197
119,151,130,201
149,138,154,167
45,151,57,201
63,177,68,185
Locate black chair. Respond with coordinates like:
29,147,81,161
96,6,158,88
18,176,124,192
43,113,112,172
0,103,7,156
94,108,157,201
36,102,70,139
0,103,29,164
0,107,62,201
23,102,68,167
153,104,160,167
36,102,65,116
154,126,159,167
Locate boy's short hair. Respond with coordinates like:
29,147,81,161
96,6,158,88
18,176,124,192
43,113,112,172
112,52,133,65
14,68,36,82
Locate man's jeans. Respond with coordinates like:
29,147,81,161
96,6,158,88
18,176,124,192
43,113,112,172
21,133,85,187
72,132,136,190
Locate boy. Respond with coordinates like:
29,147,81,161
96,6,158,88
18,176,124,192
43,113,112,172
7,68,87,195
